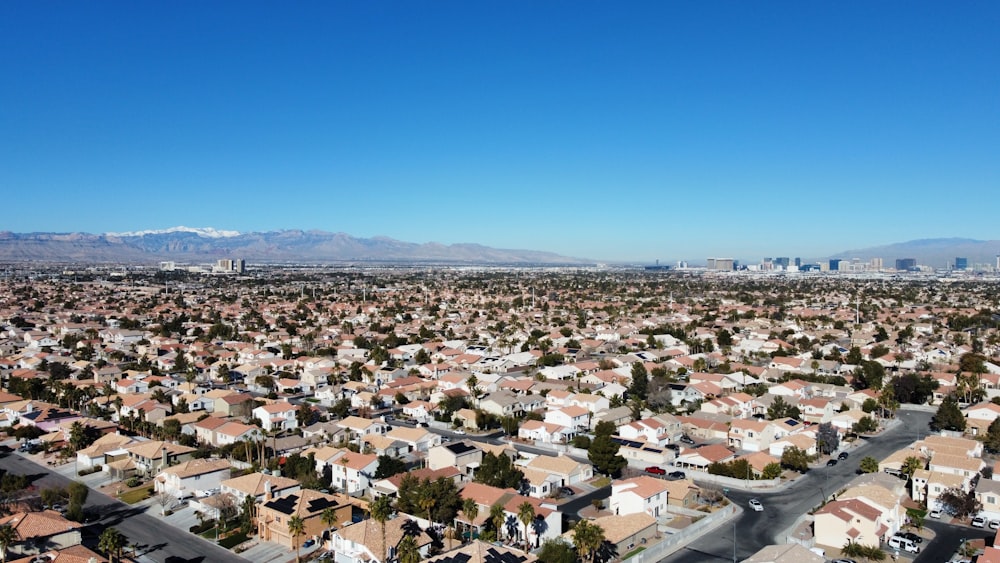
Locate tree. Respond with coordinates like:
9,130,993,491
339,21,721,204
475,453,525,490
780,446,810,473
588,434,626,477
489,503,506,542
853,361,886,391
99,527,126,563
517,501,535,552
841,541,886,562
939,486,982,519
462,497,479,542
370,495,392,563
593,421,617,438
859,456,880,474
288,515,305,563
572,519,606,563
0,525,16,563
296,403,316,427
901,456,923,479
398,534,421,563
853,416,878,434
861,398,878,413
538,538,575,563
320,506,338,544
374,454,407,479
986,418,1000,454
816,422,839,455
931,395,966,432
767,396,798,420
628,363,648,401
761,462,782,480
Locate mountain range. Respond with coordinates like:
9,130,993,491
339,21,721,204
0,228,590,265
828,238,1000,269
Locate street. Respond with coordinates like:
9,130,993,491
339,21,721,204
0,448,249,563
660,408,936,562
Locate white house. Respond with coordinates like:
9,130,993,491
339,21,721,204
610,476,670,518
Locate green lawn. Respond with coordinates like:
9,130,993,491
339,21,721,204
590,476,611,488
119,485,153,504
622,547,646,559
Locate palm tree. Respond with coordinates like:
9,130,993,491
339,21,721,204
517,501,535,553
288,515,305,563
572,519,605,563
489,503,505,542
98,527,126,563
418,492,436,526
397,534,421,563
0,525,17,563
370,495,393,563
321,506,339,546
462,498,479,542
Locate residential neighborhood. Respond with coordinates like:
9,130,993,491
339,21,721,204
0,266,999,563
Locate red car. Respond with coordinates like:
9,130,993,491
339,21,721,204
645,466,666,475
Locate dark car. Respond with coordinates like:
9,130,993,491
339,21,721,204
668,471,686,480
826,459,838,466
303,539,316,548
559,487,576,496
896,532,923,544
645,466,666,475
680,435,695,445
838,451,849,461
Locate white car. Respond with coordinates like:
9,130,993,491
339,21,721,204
972,515,987,527
929,508,942,518
749,499,763,511
990,520,1000,530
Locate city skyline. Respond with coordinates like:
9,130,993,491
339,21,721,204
2,2,998,262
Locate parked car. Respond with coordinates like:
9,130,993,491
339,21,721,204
680,435,695,445
887,535,920,553
895,532,922,544
838,451,849,460
645,466,666,475
668,471,686,480
929,508,942,518
831,559,857,563
749,499,763,511
826,459,838,466
559,487,576,496
453,429,465,435
973,515,987,528
303,539,316,548
990,520,1000,530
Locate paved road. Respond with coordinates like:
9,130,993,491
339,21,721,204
918,519,993,562
660,408,936,562
0,449,249,563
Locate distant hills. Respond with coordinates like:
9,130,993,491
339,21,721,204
829,238,1000,268
0,227,590,265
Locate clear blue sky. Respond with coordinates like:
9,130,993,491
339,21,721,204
2,1,998,263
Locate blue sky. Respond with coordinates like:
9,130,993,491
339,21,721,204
2,1,998,263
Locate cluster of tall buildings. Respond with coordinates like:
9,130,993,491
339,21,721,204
214,258,246,274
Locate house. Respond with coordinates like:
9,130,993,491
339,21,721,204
215,421,264,446
574,513,657,558
673,444,735,470
610,476,670,518
124,440,196,476
336,416,389,440
617,417,670,447
327,451,380,495
0,511,82,557
154,458,232,499
221,472,301,503
384,426,440,452
330,516,433,563
258,489,353,549
428,441,484,473
371,466,464,500
75,432,136,470
518,420,572,444
213,392,255,418
455,482,561,549
727,419,777,452
543,406,590,434
523,454,593,486
252,401,299,432
813,498,886,551
423,540,538,563
976,479,1000,520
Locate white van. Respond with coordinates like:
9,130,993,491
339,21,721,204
888,535,920,553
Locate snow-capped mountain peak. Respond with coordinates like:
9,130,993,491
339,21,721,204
105,226,242,238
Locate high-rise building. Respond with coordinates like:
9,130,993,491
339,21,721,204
955,257,968,270
774,257,790,268
706,258,734,271
794,257,801,267
895,258,916,271
829,259,842,271
869,258,883,271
